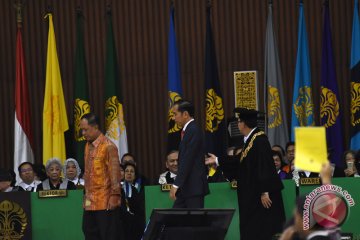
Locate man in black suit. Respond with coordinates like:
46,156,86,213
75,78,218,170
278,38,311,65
169,100,209,208
206,108,285,240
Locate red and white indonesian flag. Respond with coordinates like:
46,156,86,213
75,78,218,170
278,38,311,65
14,27,34,181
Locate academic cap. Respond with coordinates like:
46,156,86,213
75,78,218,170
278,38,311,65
233,108,259,121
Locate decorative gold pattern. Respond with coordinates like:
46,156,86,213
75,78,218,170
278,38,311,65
205,89,224,132
74,98,91,141
168,91,182,133
293,86,314,126
240,131,265,162
44,95,61,134
351,82,360,126
320,87,339,128
234,71,258,109
105,96,126,140
0,200,27,239
267,85,282,128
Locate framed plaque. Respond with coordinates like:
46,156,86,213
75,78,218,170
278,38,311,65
234,71,259,110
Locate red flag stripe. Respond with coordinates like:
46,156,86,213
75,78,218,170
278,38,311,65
15,28,33,147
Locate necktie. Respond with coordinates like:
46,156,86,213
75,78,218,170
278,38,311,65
181,130,185,140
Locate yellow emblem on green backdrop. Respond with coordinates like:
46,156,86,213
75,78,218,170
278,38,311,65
105,96,125,140
74,98,91,141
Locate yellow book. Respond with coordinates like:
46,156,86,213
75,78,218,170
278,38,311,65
294,127,328,173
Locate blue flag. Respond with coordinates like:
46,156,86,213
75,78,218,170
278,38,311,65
291,2,314,140
320,1,343,166
167,5,183,152
350,0,360,150
204,6,226,161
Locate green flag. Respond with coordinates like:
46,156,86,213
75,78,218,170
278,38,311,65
73,11,90,168
105,11,128,160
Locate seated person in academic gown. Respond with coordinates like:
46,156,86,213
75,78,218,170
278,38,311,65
158,150,178,184
121,153,149,190
343,150,359,177
37,158,76,191
17,162,41,192
120,163,145,240
63,158,85,188
273,150,287,180
0,168,19,192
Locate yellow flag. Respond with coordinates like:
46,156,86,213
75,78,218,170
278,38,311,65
43,14,69,164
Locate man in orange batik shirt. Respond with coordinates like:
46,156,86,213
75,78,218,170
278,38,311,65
80,113,122,240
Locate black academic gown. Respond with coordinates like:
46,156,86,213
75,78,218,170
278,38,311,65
219,128,285,240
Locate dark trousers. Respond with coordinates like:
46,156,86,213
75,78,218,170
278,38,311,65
173,196,204,208
82,208,124,240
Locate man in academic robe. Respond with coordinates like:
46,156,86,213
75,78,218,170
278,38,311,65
159,150,178,185
169,100,209,208
206,108,285,240
17,162,41,192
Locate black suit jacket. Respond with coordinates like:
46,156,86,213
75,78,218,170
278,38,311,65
174,120,209,198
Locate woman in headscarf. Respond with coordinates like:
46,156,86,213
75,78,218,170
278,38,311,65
63,158,85,188
37,158,76,191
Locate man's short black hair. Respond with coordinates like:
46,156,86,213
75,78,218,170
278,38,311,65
272,150,285,167
121,153,136,162
234,108,258,129
242,118,257,129
122,162,138,179
166,150,179,160
18,162,34,175
81,113,100,127
174,100,195,118
272,144,285,156
285,141,295,151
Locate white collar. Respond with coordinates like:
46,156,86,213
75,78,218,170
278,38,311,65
244,127,257,143
183,119,194,131
4,187,13,192
19,180,40,189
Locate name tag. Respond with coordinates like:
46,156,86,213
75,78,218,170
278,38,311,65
161,184,172,192
299,177,321,186
38,190,68,198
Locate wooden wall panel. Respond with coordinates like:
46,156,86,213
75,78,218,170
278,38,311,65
0,0,355,182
